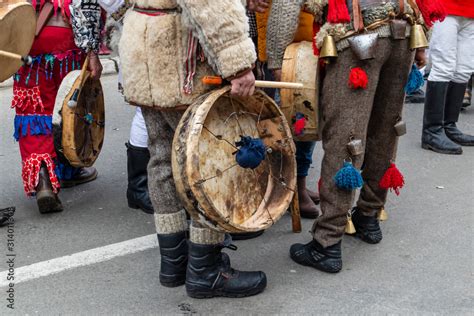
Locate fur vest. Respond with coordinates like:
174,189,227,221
119,0,256,109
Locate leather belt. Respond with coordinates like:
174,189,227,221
133,6,181,15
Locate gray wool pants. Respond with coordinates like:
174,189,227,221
313,38,415,248
141,108,225,245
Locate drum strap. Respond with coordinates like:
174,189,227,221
35,2,54,36
352,0,364,31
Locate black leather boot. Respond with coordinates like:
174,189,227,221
60,167,98,188
157,232,188,287
350,208,382,244
36,163,63,214
126,142,154,214
0,207,15,227
422,81,462,154
290,239,342,273
186,242,267,298
444,82,474,146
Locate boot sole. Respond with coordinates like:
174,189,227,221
421,143,462,155
61,171,98,188
160,274,186,288
351,231,382,244
37,191,63,214
186,282,266,299
128,202,154,214
289,251,341,274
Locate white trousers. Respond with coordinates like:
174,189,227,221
129,107,149,148
428,15,474,83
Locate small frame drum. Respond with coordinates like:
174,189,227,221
54,69,105,167
172,87,297,233
280,41,320,141
0,1,36,82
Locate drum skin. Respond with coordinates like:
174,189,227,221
280,41,320,141
61,72,105,168
0,1,36,82
172,87,297,233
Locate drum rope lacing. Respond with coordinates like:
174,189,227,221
195,96,296,226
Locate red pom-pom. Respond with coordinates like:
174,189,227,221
416,0,447,28
379,163,405,195
294,117,306,136
348,67,368,89
327,0,351,23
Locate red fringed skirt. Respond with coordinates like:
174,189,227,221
12,26,85,196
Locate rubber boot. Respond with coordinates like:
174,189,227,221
444,82,474,146
157,232,188,287
290,239,342,273
422,81,462,154
350,208,382,244
185,242,267,298
126,142,154,214
297,177,321,219
36,163,63,214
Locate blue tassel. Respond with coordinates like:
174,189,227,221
405,64,424,95
235,136,266,169
334,161,364,191
14,115,52,141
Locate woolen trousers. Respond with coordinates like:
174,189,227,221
312,38,414,248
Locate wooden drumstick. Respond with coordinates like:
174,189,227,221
0,50,33,65
202,76,309,90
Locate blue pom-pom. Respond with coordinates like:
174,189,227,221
334,161,364,191
405,64,424,95
235,136,266,169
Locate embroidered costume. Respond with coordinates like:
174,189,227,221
11,0,101,212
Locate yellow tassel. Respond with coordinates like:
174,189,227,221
378,208,388,221
345,215,356,234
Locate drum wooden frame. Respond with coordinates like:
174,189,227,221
0,1,36,82
61,72,105,167
280,41,320,141
172,87,297,233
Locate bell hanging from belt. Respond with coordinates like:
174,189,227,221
320,35,338,63
347,33,379,60
409,24,428,50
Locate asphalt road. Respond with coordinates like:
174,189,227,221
0,75,473,315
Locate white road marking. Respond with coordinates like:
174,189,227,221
0,234,158,288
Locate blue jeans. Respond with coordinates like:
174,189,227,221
296,141,316,177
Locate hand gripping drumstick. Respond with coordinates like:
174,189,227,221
202,76,308,90
0,50,33,66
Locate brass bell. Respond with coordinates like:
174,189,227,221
378,207,388,221
320,35,338,62
409,24,428,50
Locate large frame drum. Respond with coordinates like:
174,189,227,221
0,1,36,82
280,41,320,141
172,87,297,233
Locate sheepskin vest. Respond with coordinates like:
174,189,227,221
119,0,256,109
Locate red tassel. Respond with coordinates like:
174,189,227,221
379,163,405,195
348,67,368,89
327,0,351,24
318,178,322,193
294,117,306,136
416,0,447,28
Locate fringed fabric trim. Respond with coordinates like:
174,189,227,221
13,115,53,141
14,49,83,86
11,86,44,113
22,153,60,196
